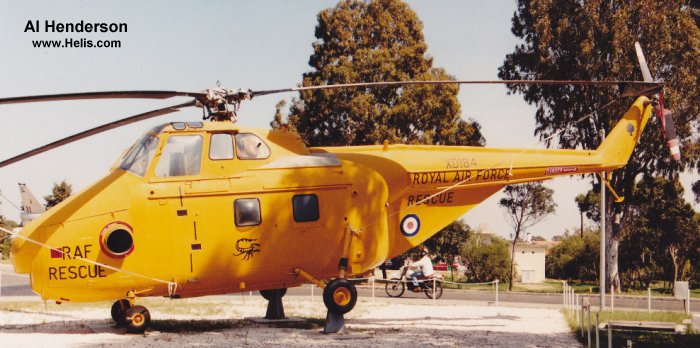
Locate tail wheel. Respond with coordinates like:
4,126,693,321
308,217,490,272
384,278,405,297
125,305,151,334
424,280,443,299
110,299,131,327
323,278,357,315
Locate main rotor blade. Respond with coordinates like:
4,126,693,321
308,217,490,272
0,100,196,169
0,91,205,105
634,42,654,82
251,80,664,98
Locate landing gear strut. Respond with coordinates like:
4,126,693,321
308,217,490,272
293,225,361,334
259,288,287,320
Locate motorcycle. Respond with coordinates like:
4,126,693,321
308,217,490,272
384,262,443,299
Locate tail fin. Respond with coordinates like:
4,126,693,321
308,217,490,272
18,183,45,214
597,96,653,167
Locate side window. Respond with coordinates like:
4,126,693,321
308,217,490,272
235,133,270,160
209,133,234,160
292,194,319,222
155,135,203,177
234,198,261,227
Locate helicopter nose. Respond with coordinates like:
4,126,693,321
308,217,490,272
10,171,134,274
11,224,40,274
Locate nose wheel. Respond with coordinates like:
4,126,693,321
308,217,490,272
124,305,151,334
110,292,152,334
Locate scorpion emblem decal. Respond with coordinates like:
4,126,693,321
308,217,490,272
233,238,261,261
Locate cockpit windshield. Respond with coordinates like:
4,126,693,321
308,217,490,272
118,135,159,176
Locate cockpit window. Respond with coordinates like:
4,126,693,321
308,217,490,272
235,133,270,160
119,135,159,177
155,135,203,177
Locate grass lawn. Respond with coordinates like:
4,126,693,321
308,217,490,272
564,309,698,348
438,273,700,298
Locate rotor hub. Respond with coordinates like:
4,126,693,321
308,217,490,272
197,85,253,122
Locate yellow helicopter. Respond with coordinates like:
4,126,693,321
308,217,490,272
0,43,677,334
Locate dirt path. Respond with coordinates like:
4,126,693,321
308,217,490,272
0,295,580,347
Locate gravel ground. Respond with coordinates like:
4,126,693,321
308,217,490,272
0,295,580,347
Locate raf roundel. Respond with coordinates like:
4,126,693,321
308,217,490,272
400,214,421,237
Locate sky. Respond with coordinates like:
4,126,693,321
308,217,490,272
0,0,696,239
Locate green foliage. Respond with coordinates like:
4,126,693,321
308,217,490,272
0,215,18,259
500,0,699,172
270,100,287,129
575,189,600,223
499,182,556,290
422,220,471,263
500,0,700,288
620,177,700,289
565,309,697,348
546,231,600,281
287,0,484,147
500,183,557,236
43,180,72,209
460,234,512,283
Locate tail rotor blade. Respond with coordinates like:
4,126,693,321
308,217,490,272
662,109,681,161
635,42,680,161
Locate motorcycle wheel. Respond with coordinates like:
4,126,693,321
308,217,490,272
424,280,443,299
384,278,405,297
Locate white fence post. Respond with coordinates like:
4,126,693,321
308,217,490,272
311,284,314,303
569,289,573,314
562,282,567,308
432,278,437,306
648,288,651,313
371,276,375,304
495,279,499,307
610,284,614,312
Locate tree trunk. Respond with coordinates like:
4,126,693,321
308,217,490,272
669,246,679,283
606,210,621,293
510,239,516,291
580,212,584,238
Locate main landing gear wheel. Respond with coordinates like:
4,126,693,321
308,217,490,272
322,278,357,334
111,299,131,327
323,278,357,315
125,305,151,334
384,278,405,297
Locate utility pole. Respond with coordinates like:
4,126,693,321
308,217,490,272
599,130,606,309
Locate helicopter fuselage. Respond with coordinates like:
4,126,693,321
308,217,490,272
11,97,651,302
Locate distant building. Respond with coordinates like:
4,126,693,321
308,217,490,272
512,240,558,283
